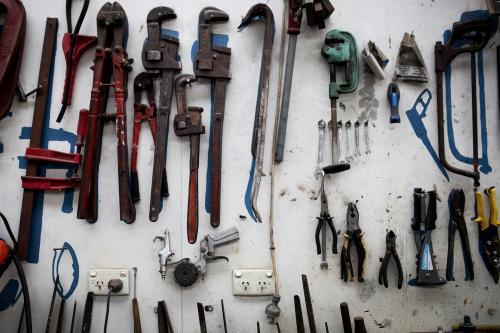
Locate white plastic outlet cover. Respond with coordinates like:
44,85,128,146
232,269,275,296
88,268,130,296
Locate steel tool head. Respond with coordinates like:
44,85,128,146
386,230,397,249
133,72,155,104
147,6,176,23
346,202,359,232
199,7,229,25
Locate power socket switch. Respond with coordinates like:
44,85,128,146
88,268,130,296
232,269,275,296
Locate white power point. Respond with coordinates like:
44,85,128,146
88,268,130,296
232,269,275,296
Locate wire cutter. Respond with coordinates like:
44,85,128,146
315,178,337,269
378,230,403,289
446,188,474,281
340,203,366,282
474,187,500,284
130,72,168,202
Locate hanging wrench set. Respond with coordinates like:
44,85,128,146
2,0,500,331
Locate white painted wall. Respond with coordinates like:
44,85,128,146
0,0,498,332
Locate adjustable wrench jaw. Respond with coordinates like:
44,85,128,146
174,75,205,137
199,7,229,26
195,7,231,80
146,6,176,24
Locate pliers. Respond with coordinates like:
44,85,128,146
315,178,337,269
378,230,403,289
474,187,500,284
130,72,168,202
446,188,474,281
340,203,366,282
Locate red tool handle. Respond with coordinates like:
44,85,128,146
187,170,199,244
288,0,303,35
61,33,97,106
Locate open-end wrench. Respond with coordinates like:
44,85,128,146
336,121,346,163
315,120,326,179
345,121,353,162
364,121,371,154
354,121,361,157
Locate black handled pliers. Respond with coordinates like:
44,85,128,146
340,203,366,282
378,230,403,289
446,188,474,281
315,179,337,268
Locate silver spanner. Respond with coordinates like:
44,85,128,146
315,120,326,179
336,121,346,163
364,121,371,154
354,121,361,157
345,121,354,162
153,229,174,280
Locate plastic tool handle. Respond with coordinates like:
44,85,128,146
206,227,239,253
486,187,500,227
474,189,488,231
387,82,400,123
426,191,437,231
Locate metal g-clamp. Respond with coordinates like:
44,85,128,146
154,229,174,280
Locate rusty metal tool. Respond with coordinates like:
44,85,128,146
412,188,446,286
0,0,26,120
56,0,96,122
132,267,142,333
473,187,500,284
340,203,366,282
80,292,94,333
340,302,353,333
77,2,135,223
435,17,494,188
239,4,275,223
345,121,353,162
142,7,181,221
446,189,474,282
194,7,231,228
321,29,358,175
294,295,305,333
157,300,173,333
197,302,208,333
17,17,58,260
174,75,204,244
301,274,317,333
130,72,168,202
274,0,334,162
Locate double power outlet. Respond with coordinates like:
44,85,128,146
232,269,276,296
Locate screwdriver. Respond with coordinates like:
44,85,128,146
387,82,401,123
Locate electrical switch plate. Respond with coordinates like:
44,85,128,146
88,268,130,296
232,269,275,296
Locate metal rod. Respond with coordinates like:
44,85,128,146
221,299,227,333
301,274,316,333
274,35,298,162
294,295,305,333
340,302,353,333
197,303,207,333
45,276,60,333
69,301,76,333
470,53,479,178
